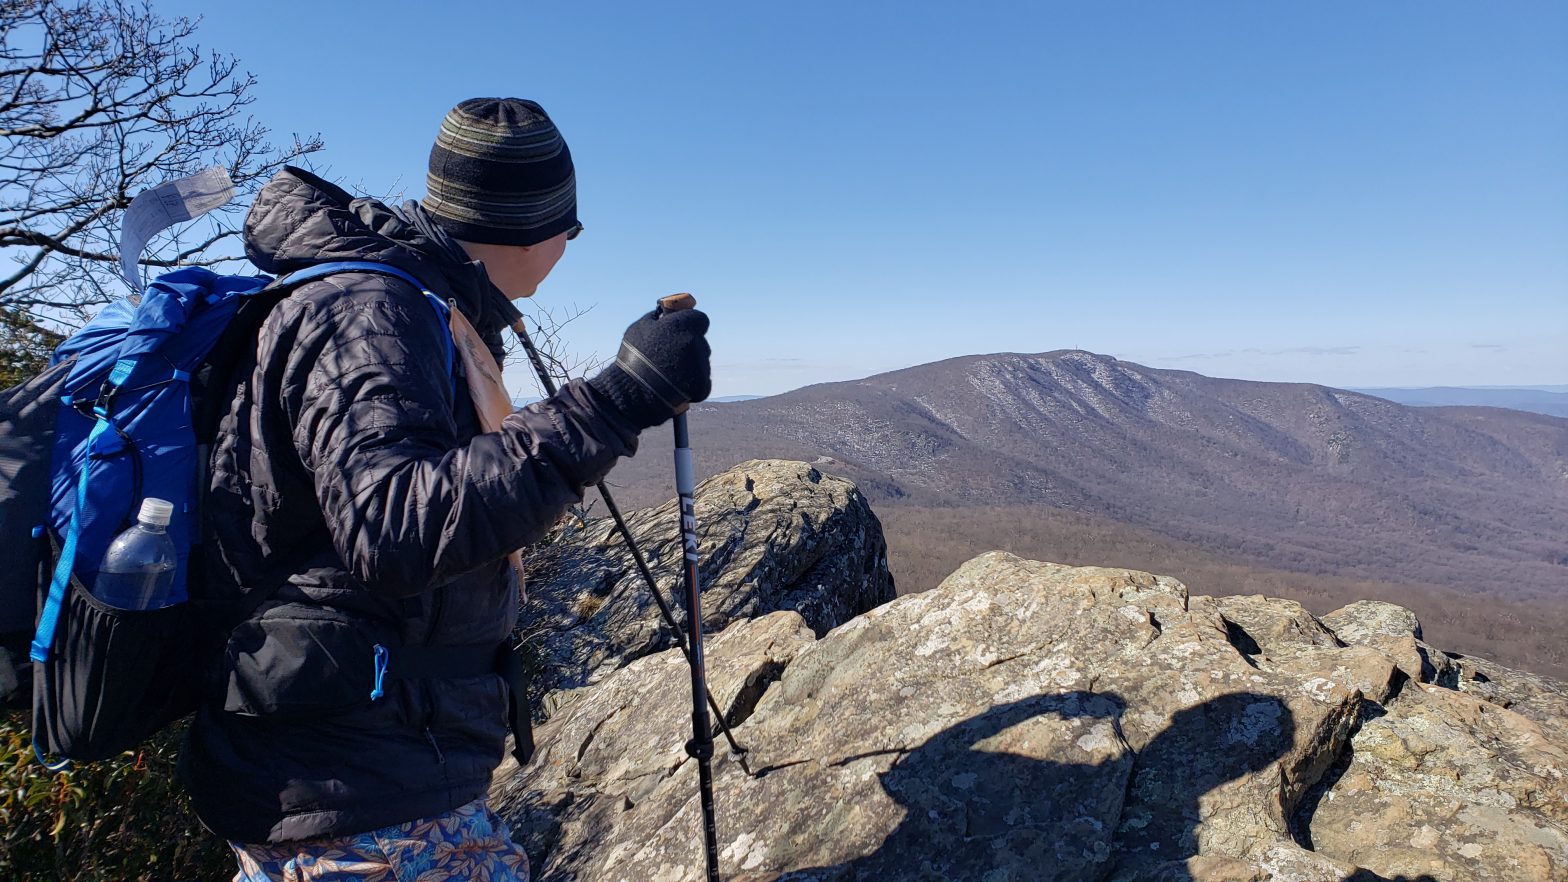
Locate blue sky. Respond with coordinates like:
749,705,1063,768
161,1,1566,398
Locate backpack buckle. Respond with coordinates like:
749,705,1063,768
91,380,116,418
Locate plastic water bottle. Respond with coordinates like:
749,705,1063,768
95,498,178,610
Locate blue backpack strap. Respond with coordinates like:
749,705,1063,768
30,358,135,664
272,261,456,394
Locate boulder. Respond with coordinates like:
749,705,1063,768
1321,600,1423,643
1215,595,1343,657
1298,683,1568,881
497,553,1378,881
492,612,819,873
520,459,895,704
1321,599,1459,688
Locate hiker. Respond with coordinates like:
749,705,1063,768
178,98,711,880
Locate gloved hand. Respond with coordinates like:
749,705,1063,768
588,307,712,430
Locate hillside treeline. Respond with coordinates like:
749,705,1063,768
879,504,1568,680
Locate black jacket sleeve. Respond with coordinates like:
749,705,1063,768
278,274,638,597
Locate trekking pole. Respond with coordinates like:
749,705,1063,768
657,292,723,882
505,309,751,772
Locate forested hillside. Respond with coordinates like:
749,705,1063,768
601,351,1568,677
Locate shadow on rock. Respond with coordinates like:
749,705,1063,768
775,692,1298,882
1108,692,1298,879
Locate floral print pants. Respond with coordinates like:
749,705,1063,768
230,798,530,882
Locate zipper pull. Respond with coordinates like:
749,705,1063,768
425,726,446,764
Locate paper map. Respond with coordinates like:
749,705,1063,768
119,166,236,292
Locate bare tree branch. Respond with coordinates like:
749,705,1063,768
0,0,322,377
511,300,605,400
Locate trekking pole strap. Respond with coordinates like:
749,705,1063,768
685,737,714,761
616,340,687,414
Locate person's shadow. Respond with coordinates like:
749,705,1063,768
770,691,1437,882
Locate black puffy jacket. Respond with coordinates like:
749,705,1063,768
178,167,639,843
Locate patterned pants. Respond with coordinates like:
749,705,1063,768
230,798,530,882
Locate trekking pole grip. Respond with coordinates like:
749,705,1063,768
658,292,696,313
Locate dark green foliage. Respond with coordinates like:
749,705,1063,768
0,309,62,390
0,710,230,881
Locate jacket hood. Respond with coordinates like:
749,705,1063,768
243,166,514,337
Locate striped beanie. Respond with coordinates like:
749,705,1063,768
422,98,578,246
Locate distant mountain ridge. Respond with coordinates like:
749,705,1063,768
608,350,1568,612
1353,386,1568,418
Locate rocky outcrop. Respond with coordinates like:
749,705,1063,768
494,549,1568,881
1299,681,1568,880
493,460,1566,882
1320,600,1460,689
1451,653,1568,747
1320,600,1423,644
519,459,894,705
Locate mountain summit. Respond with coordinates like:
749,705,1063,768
609,350,1568,619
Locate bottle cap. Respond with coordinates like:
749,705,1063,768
138,497,174,526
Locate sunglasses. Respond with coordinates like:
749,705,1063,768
566,222,583,241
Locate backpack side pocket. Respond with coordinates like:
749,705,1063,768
32,575,195,761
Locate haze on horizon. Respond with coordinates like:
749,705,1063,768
167,1,1568,399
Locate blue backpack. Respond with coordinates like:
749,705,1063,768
0,261,453,764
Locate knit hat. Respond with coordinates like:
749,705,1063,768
422,98,578,247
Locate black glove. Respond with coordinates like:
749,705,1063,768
588,307,712,430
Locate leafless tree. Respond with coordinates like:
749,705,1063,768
510,298,606,400
0,0,321,375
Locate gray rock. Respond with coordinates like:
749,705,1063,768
1216,595,1343,658
499,553,1373,882
520,459,894,703
1322,600,1459,688
495,534,1568,882
492,611,819,877
1299,682,1568,881
1450,652,1568,747
1321,600,1423,643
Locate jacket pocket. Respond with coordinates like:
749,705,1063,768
221,603,395,718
